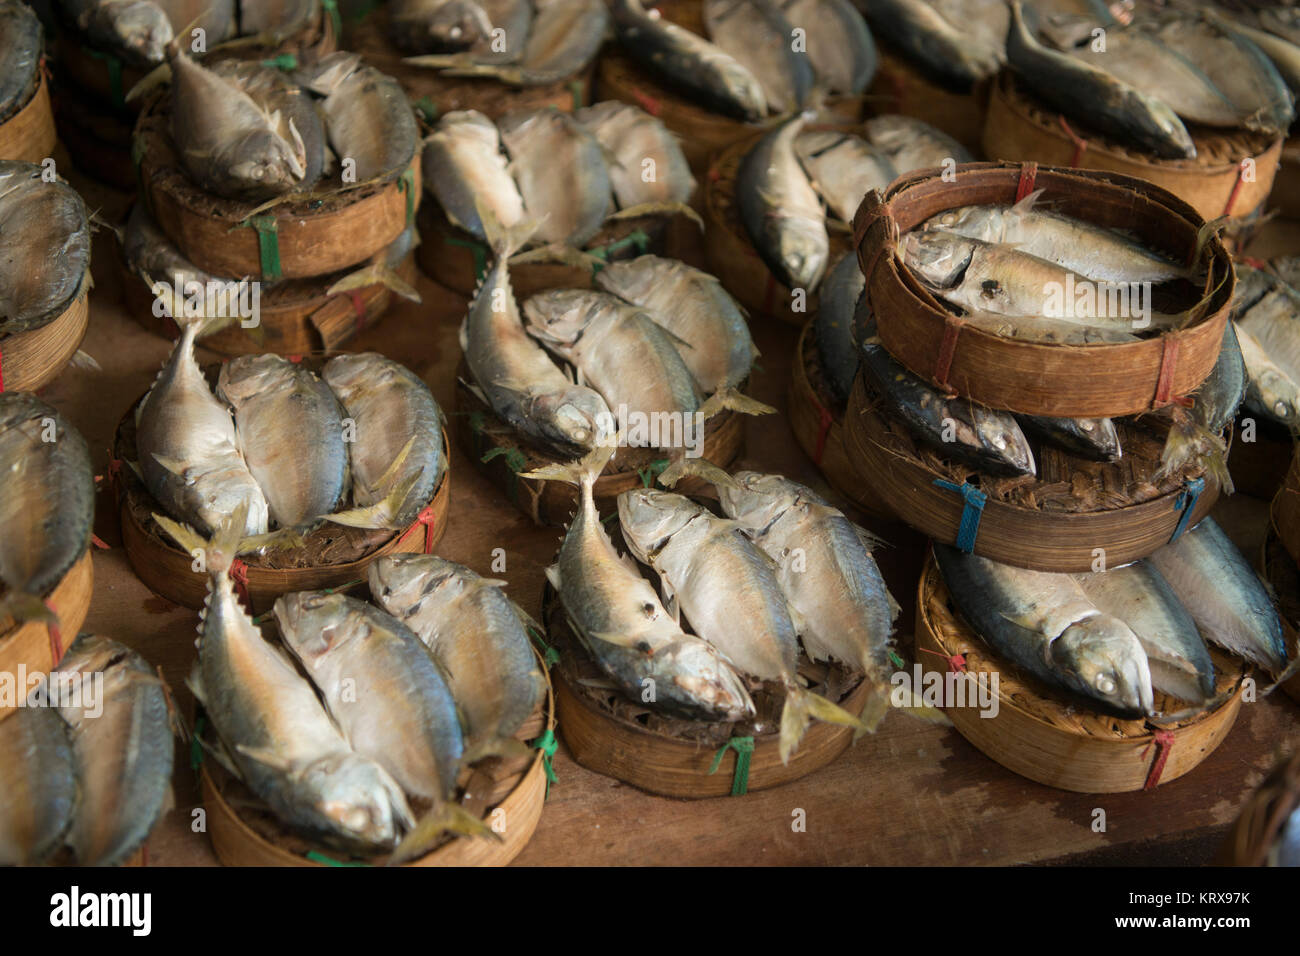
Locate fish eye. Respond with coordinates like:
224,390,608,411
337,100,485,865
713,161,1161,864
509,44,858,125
641,602,656,618
1095,674,1116,695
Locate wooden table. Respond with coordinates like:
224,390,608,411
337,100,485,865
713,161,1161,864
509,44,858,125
37,181,1299,867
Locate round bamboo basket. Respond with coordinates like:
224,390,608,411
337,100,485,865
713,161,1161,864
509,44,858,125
112,391,450,615
1227,414,1294,502
703,135,852,326
416,199,697,298
1270,136,1300,219
867,44,988,152
543,581,867,798
983,73,1282,224
787,319,889,519
0,68,57,163
345,3,594,118
595,0,867,171
916,552,1244,793
0,292,90,394
853,161,1236,418
50,79,135,191
1218,751,1300,866
200,643,555,866
454,366,746,527
0,550,93,728
1260,529,1300,706
119,242,417,356
134,95,421,281
1272,442,1300,570
842,371,1220,572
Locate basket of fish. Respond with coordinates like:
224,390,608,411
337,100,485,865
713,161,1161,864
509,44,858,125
1219,751,1300,866
1260,525,1300,706
705,113,971,326
344,0,605,118
132,48,420,281
600,0,877,170
1,636,178,866
983,3,1290,225
416,102,701,299
854,161,1235,419
112,345,450,614
0,394,96,728
0,1,57,164
535,453,943,797
454,226,770,525
0,160,92,395
120,204,420,356
914,517,1291,791
194,554,554,866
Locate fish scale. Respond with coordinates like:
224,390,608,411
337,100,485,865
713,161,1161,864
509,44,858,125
0,705,77,866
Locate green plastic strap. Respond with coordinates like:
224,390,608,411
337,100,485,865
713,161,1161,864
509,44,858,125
532,729,559,798
305,851,371,867
262,53,299,71
445,235,488,283
238,214,283,280
888,649,906,670
569,79,586,111
481,445,527,505
414,96,439,124
589,230,651,275
638,458,668,488
189,715,206,771
85,46,125,109
527,624,560,669
320,0,343,38
398,166,416,226
707,736,755,797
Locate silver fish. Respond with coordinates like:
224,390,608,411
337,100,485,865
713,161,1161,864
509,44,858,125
795,129,896,224
705,0,813,114
238,0,318,40
211,60,325,191
0,1,42,122
1236,285,1300,415
315,62,420,183
1236,323,1300,430
0,705,77,866
574,101,696,209
863,113,974,175
389,0,493,53
813,250,866,405
62,0,172,65
1016,415,1120,462
779,0,876,94
859,0,1002,91
469,0,533,63
421,110,526,241
123,203,230,306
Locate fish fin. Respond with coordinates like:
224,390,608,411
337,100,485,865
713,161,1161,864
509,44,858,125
125,62,172,104
587,629,654,651
67,349,102,373
520,441,617,488
1157,408,1233,494
853,523,891,553
1009,187,1044,217
151,513,208,557
196,733,243,780
608,201,703,230
373,435,418,494
788,604,811,640
543,564,563,593
150,453,190,478
697,386,776,421
508,597,543,635
461,735,533,765
324,469,423,531
154,503,249,575
326,263,421,303
778,684,866,764
388,801,500,865
853,689,891,740
476,199,538,259
234,745,298,774
0,591,56,627
237,527,307,555
657,457,741,491
509,243,601,271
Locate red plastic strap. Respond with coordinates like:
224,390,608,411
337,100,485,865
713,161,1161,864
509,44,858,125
349,290,367,332
629,87,662,117
1015,161,1039,202
812,400,833,466
932,314,965,394
286,354,303,364
397,503,438,554
45,601,63,666
229,558,251,610
1153,336,1183,408
1239,256,1268,270
1222,160,1250,218
919,646,966,673
1142,729,1176,790
1057,116,1088,168
91,534,110,550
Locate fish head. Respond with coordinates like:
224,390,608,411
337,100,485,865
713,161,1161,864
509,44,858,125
928,206,1001,244
972,412,1036,475
1052,615,1154,716
521,290,597,346
108,1,174,65
424,0,494,48
529,387,613,451
306,753,405,847
272,591,361,662
665,638,755,721
369,554,462,609
322,352,386,400
716,471,796,530
902,230,974,289
777,218,830,292
217,354,294,404
227,129,307,195
616,488,700,555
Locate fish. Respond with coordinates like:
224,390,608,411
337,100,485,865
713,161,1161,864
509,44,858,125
924,191,1190,285
524,446,755,722
858,0,1002,92
0,393,95,625
497,108,611,246
469,0,533,63
1005,1,1195,159
574,101,696,209
736,111,829,292
369,555,546,755
1213,13,1300,98
704,0,813,114
314,62,420,183
460,216,613,454
934,544,1154,716
216,355,350,529
863,113,974,174
123,203,242,314
1189,320,1247,435
1074,562,1215,705
0,705,78,866
421,110,526,241
779,0,876,94
594,255,757,393
609,0,767,121
859,331,1037,477
954,310,1142,346
523,289,700,425
55,635,175,866
1235,285,1300,410
180,511,415,854
323,354,446,531
618,486,864,760
1147,517,1288,674
814,250,865,405
0,1,42,122
211,59,326,191
795,129,896,224
0,161,92,335
237,0,319,40
1016,415,1120,462
325,221,423,303
135,312,269,539
388,0,492,52
1236,323,1300,430
62,0,173,65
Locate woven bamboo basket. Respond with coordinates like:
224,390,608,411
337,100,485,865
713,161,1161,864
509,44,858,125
112,383,450,615
1272,443,1300,570
543,578,867,798
853,161,1236,418
200,641,555,866
1227,415,1294,502
0,292,90,394
0,68,57,163
0,550,93,727
595,0,867,172
1270,136,1300,219
787,319,890,519
1218,751,1300,866
134,95,421,281
916,552,1244,793
415,199,697,298
842,371,1220,572
345,2,594,118
454,365,745,527
867,45,988,153
703,135,853,326
50,79,135,190
983,73,1281,225
1261,529,1300,706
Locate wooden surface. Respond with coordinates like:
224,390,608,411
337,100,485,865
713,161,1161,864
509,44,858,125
39,176,1300,867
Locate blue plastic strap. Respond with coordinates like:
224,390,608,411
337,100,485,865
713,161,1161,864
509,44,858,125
932,479,987,553
1169,476,1205,542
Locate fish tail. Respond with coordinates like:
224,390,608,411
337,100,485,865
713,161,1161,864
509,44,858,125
237,527,307,554
0,590,57,628
778,684,865,765
326,263,421,304
852,689,891,741
521,441,617,489
1158,410,1233,494
697,386,776,422
324,469,423,531
880,682,952,732
388,800,501,865
657,457,741,491
608,201,704,230
152,502,249,575
476,198,538,260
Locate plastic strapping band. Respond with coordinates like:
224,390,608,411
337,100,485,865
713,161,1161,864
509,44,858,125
1153,335,1181,408
85,47,125,108
238,215,282,281
630,87,661,117
638,459,668,488
527,625,560,669
229,558,252,610
445,235,488,283
320,0,343,38
932,313,964,395
396,503,438,553
481,446,527,505
1223,159,1250,218
1170,476,1205,542
812,398,833,466
888,649,905,669
1057,116,1088,168
919,645,966,673
46,601,63,666
707,736,755,796
398,167,416,226
1142,729,1176,791
1015,161,1038,203
262,53,298,71
305,851,370,867
348,290,367,333
532,729,558,798
91,534,110,550
932,479,986,553
569,79,586,111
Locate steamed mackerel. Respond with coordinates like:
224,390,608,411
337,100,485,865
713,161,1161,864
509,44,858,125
575,101,696,208
211,60,325,191
314,61,420,182
421,110,526,241
704,0,812,114
858,0,1001,92
1236,324,1300,429
0,705,77,866
388,0,493,53
779,0,876,94
814,251,866,405
795,130,896,224
0,1,41,122
1015,415,1120,462
863,114,973,175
